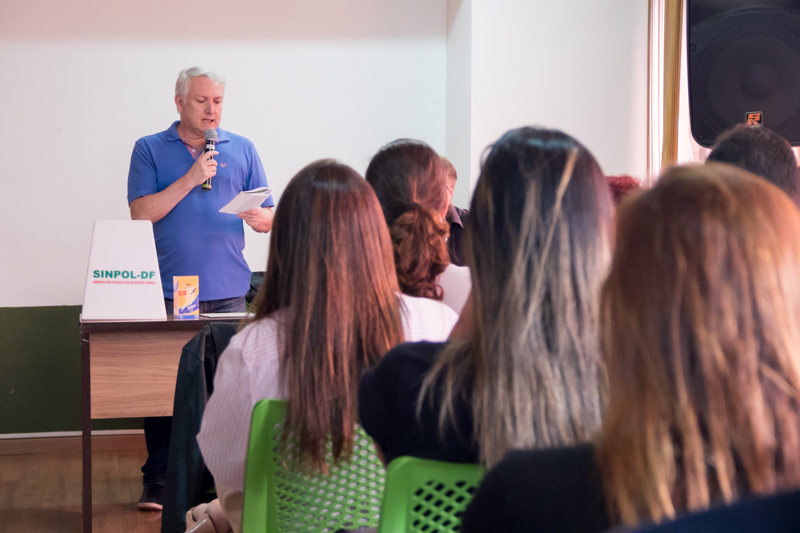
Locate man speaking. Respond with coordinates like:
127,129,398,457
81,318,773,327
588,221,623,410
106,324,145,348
127,66,274,510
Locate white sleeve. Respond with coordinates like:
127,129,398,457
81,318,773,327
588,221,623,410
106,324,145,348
197,338,257,492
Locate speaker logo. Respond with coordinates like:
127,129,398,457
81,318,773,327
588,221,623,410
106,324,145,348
746,112,763,127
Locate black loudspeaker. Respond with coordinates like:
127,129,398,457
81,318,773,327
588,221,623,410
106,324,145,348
688,0,800,147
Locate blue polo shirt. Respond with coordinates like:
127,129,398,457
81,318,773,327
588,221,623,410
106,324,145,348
127,121,274,300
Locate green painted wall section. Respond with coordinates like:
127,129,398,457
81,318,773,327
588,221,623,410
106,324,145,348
0,306,142,434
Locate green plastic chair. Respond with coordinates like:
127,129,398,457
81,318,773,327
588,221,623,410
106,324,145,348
377,457,484,533
242,399,386,532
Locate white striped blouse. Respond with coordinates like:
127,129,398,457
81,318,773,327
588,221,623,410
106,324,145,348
196,293,459,492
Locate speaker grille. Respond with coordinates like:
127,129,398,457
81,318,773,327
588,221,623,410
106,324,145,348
688,2,800,146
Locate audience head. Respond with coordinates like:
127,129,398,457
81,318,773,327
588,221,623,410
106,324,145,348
707,125,799,199
255,160,404,471
366,139,450,299
607,174,641,204
441,156,458,205
599,163,800,525
427,127,614,466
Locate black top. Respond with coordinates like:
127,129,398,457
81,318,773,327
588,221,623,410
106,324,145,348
461,444,610,533
358,341,478,465
446,205,468,267
627,489,800,533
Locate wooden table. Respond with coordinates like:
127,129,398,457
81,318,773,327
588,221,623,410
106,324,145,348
79,316,243,533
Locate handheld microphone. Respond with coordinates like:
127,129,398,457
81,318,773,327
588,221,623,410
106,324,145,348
202,128,217,191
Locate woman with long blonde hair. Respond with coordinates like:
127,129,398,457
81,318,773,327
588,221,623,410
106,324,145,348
462,163,800,532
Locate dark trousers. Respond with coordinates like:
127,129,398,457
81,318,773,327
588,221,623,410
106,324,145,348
141,296,247,487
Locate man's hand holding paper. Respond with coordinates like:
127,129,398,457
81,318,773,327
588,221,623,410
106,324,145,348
238,207,274,233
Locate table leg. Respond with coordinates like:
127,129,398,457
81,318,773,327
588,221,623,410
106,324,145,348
81,330,92,533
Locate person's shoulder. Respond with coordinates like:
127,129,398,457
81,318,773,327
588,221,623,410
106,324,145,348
367,340,448,387
236,313,281,343
442,263,470,281
228,313,283,365
399,293,459,341
219,129,256,149
485,443,604,504
383,340,448,366
455,206,469,219
500,442,598,474
134,123,176,146
400,294,459,324
463,443,608,533
473,443,600,498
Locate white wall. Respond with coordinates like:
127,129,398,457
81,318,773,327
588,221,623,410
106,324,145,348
0,0,447,307
1,0,649,308
445,0,473,209
465,0,649,188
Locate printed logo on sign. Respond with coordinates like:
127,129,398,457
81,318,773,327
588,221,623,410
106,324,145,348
746,111,763,127
93,270,156,279
92,270,158,285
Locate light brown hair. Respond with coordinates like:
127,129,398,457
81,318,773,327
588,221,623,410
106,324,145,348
599,163,800,524
253,160,404,471
422,127,614,466
441,156,458,190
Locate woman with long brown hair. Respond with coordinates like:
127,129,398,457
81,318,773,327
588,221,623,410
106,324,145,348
366,139,472,314
358,127,613,467
193,160,458,533
462,163,800,532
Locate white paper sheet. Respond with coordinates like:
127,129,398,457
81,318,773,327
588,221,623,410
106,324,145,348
219,187,272,214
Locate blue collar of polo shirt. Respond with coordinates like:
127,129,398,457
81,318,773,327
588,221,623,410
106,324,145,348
165,121,231,143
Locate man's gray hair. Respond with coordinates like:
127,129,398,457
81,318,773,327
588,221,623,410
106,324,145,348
175,66,226,99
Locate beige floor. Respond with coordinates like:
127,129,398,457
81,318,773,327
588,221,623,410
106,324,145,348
0,435,162,533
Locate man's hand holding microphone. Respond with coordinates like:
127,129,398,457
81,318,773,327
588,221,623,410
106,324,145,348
184,149,218,189
129,141,218,224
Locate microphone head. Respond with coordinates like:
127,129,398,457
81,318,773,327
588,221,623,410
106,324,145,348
204,129,218,142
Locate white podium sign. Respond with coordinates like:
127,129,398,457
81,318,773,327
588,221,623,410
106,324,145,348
81,220,167,320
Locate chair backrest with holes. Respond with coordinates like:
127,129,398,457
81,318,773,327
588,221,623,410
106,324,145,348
242,399,386,532
377,456,484,533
